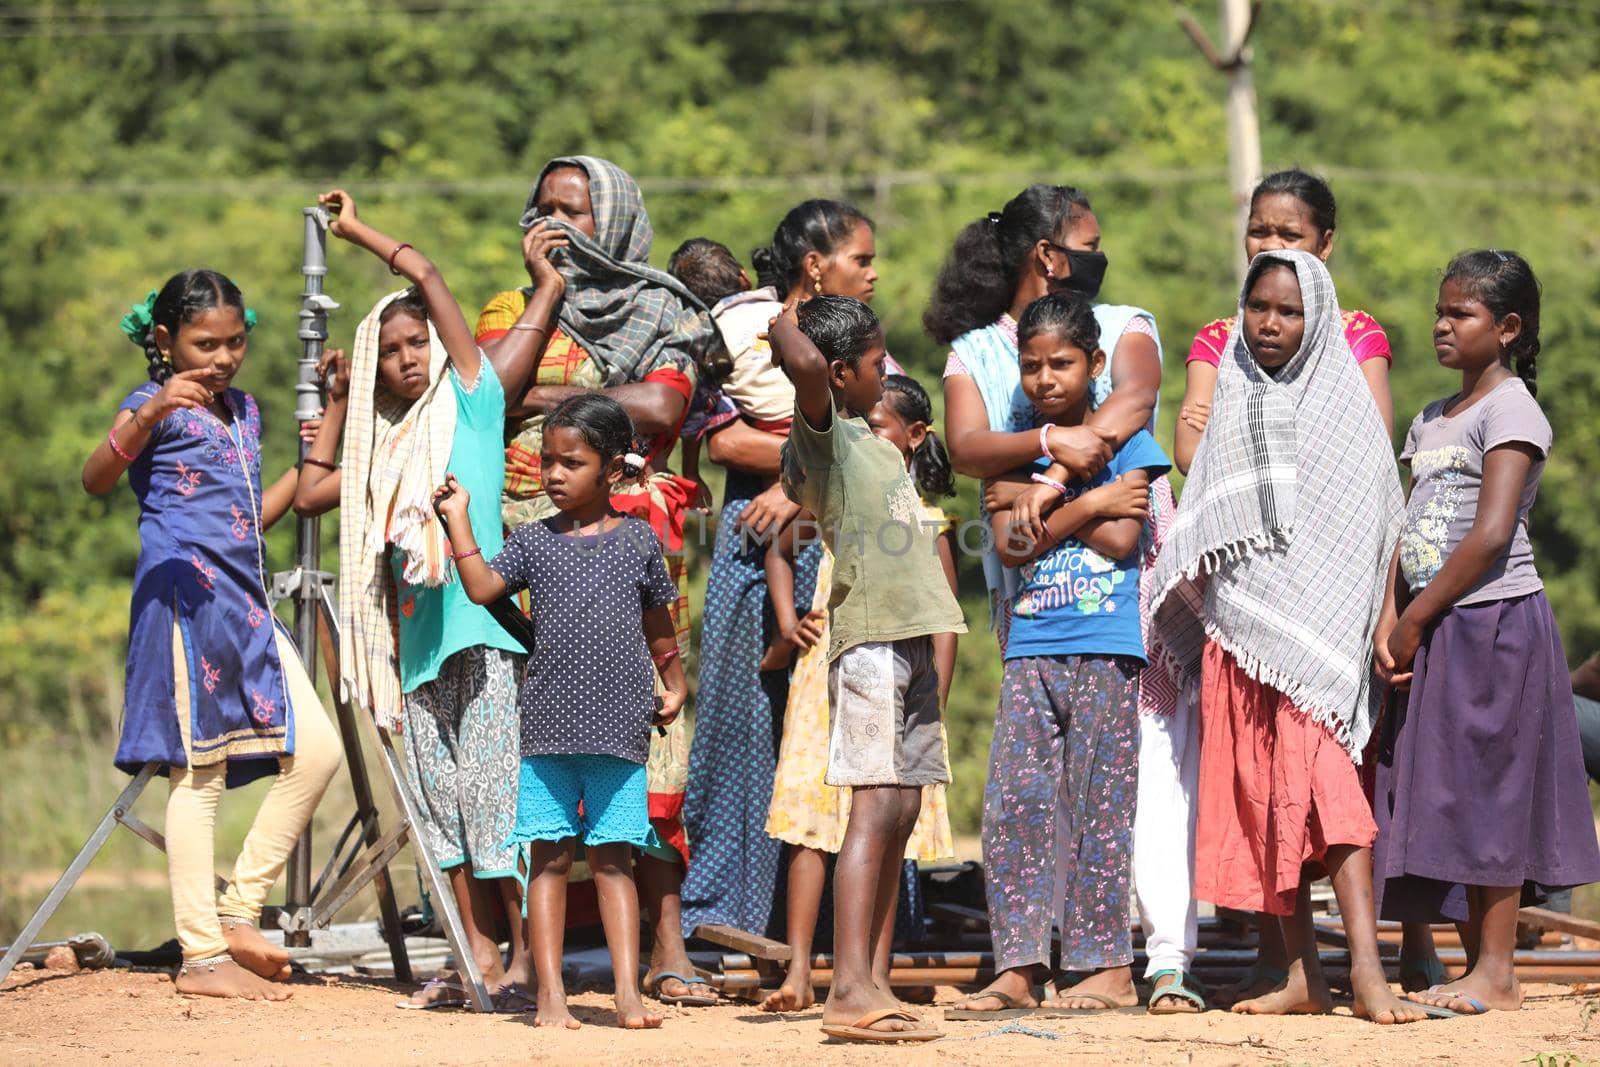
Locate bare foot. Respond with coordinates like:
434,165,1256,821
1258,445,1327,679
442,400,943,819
897,985,936,1005
1213,962,1288,1007
1041,966,1137,1009
615,989,664,1029
1404,972,1521,1016
535,987,581,1029
219,920,291,981
174,957,291,1001
760,970,816,1013
1233,964,1333,1016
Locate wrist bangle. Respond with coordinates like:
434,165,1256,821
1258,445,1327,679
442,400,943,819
387,242,413,274
451,547,481,562
651,648,680,667
107,425,137,463
1038,422,1056,462
301,456,338,471
1030,471,1069,497
509,321,549,333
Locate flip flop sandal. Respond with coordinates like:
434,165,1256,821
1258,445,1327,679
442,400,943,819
822,1007,942,1043
944,988,1042,1020
492,983,537,1014
1037,990,1144,1016
1146,969,1208,1015
650,970,717,1007
1408,986,1487,1018
395,976,471,1011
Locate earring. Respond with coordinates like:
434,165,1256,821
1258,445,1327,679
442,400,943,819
812,275,823,294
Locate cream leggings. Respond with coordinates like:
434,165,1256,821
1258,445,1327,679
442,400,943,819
166,630,342,960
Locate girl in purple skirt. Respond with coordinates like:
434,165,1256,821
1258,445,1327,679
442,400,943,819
1373,250,1600,1015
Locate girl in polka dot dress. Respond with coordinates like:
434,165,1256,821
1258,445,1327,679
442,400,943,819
435,393,688,1032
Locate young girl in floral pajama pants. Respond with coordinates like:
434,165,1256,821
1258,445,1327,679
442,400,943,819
953,293,1170,1015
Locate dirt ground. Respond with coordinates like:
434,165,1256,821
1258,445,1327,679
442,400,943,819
5,968,1600,1066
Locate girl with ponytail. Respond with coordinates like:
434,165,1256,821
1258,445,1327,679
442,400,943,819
1374,250,1599,1018
82,271,342,1001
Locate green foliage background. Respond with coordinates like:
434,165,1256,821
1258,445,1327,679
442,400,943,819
2,0,1598,858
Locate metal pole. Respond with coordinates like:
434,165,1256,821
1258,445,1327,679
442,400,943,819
1221,0,1263,284
284,207,337,947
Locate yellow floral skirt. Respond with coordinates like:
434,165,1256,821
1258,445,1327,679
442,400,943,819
764,549,955,860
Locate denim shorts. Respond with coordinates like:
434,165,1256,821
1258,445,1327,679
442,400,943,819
507,753,651,848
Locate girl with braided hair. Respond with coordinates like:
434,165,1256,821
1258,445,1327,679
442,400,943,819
82,271,341,1001
1375,250,1600,1016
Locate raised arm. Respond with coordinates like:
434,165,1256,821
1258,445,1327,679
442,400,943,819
767,307,832,431
320,188,482,385
430,475,508,604
293,348,350,518
509,379,688,437
480,222,569,401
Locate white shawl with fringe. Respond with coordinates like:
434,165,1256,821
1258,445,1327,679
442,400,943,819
1148,250,1401,757
337,290,457,731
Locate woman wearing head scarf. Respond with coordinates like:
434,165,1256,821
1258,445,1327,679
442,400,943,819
1149,249,1426,1025
475,155,718,1007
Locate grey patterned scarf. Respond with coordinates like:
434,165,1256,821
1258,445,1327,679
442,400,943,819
519,155,713,385
1149,250,1402,757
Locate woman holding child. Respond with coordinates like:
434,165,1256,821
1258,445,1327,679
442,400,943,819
474,155,718,1007
929,183,1192,1015
678,199,881,939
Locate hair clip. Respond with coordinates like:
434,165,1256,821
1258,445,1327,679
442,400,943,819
624,452,647,474
986,212,1003,225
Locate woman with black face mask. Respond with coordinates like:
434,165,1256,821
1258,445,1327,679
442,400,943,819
926,185,1201,1016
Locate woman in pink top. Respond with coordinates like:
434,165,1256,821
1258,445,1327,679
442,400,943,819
1175,169,1395,475
1175,169,1444,1005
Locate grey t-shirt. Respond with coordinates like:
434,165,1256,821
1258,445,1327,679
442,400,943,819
1398,376,1550,606
488,515,678,764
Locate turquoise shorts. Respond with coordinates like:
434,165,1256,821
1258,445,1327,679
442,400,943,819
508,753,651,849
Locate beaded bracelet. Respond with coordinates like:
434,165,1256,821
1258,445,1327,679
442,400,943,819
301,456,338,471
1030,471,1069,497
1038,422,1056,462
387,243,413,275
107,425,137,463
451,547,481,562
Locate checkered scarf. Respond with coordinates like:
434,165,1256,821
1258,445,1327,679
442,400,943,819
1149,251,1402,757
337,290,457,730
518,155,714,385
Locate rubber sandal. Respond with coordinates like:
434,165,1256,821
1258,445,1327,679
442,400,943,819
821,1007,942,1043
395,976,471,1010
1407,986,1488,1017
650,970,717,1007
1399,955,1449,993
1038,989,1143,1015
492,983,536,1014
944,988,1041,1020
1147,969,1208,1015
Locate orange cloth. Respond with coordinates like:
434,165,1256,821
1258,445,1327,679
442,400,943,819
1194,640,1377,916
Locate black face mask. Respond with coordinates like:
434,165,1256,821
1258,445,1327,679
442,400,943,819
1056,249,1108,301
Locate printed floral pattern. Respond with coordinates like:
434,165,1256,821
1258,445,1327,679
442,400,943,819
1399,445,1469,589
982,654,1140,971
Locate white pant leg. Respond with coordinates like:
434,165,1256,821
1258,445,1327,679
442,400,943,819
1133,691,1200,977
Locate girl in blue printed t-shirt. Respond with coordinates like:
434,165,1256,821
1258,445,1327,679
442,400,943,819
954,292,1170,1016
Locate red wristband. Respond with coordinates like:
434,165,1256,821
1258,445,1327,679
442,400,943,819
107,425,137,463
451,547,481,562
387,243,413,274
